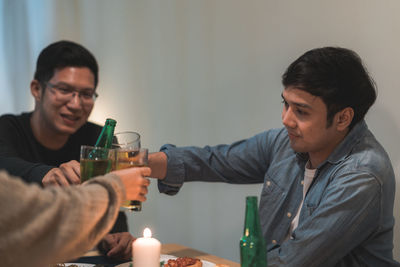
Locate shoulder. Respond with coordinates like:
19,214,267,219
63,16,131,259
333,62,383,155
331,129,395,195
72,121,102,145
253,127,288,143
253,127,290,153
350,129,393,183
243,127,293,164
76,121,102,135
0,112,28,124
0,112,31,133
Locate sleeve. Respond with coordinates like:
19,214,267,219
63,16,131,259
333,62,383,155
0,115,54,184
0,156,53,184
267,171,382,267
158,131,274,195
0,171,125,267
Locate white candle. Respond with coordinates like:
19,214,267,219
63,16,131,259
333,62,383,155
132,227,161,267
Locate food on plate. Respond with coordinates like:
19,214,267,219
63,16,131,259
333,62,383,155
214,265,230,267
163,257,202,267
51,264,99,267
51,265,78,267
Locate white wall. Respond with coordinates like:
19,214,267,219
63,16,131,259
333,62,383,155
2,0,399,262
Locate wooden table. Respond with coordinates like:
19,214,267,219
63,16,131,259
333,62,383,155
83,243,239,266
162,243,239,267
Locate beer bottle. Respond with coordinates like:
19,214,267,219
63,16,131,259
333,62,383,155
82,118,117,181
240,196,267,267
95,118,117,148
89,118,117,160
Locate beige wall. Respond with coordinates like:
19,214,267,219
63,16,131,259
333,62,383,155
2,0,399,262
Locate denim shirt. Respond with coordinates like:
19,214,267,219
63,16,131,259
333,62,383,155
158,121,399,267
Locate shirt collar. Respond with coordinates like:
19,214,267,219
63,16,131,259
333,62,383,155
295,120,368,167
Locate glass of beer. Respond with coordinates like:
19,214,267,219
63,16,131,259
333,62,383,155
80,145,115,182
113,131,141,150
113,132,146,211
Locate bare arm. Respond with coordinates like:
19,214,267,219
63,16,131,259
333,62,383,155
148,152,167,179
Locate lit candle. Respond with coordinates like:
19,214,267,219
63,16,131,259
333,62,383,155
132,227,161,267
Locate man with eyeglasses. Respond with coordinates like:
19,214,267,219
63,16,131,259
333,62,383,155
0,40,134,261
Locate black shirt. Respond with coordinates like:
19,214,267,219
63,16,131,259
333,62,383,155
0,112,102,182
0,112,127,232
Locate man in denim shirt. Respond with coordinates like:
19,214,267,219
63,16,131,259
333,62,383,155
149,47,399,266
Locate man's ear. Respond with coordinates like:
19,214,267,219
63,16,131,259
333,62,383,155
30,80,43,102
336,107,354,131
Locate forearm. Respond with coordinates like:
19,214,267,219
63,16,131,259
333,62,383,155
0,171,124,267
148,152,167,179
159,141,267,184
0,156,52,184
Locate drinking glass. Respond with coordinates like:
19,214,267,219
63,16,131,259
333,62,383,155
115,148,148,211
113,131,146,211
80,145,115,182
113,131,141,150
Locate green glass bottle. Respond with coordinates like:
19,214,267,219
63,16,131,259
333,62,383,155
82,118,117,181
95,118,117,148
88,118,116,160
240,196,267,267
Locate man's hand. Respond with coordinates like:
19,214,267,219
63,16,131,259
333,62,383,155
113,167,151,201
98,232,135,261
42,160,81,187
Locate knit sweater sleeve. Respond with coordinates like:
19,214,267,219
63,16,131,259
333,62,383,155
0,171,126,267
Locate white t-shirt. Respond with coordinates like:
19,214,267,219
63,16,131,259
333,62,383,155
286,162,316,240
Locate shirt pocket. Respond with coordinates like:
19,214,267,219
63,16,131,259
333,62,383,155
261,174,284,201
305,202,318,216
259,174,286,233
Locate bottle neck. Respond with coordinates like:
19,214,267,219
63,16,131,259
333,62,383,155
243,196,261,236
95,119,116,148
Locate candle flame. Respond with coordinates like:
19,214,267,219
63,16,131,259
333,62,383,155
143,227,152,238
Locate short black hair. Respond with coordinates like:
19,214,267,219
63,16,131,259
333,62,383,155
34,40,99,88
282,47,376,129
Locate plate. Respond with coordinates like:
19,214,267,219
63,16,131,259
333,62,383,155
64,264,95,267
161,254,215,267
115,254,215,267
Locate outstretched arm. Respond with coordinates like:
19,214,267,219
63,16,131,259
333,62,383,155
0,166,151,267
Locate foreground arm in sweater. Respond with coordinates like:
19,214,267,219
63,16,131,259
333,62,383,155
0,167,150,267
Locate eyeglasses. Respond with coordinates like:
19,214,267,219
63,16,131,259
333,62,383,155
46,82,98,104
